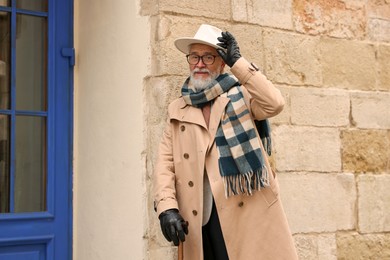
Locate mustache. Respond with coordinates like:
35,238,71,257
192,68,210,74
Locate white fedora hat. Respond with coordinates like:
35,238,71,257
174,24,224,54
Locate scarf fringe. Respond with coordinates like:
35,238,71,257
262,136,272,156
222,166,270,197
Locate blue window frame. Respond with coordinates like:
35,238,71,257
0,0,73,259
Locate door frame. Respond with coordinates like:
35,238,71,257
0,0,74,259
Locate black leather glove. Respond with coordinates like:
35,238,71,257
217,31,242,67
159,209,188,246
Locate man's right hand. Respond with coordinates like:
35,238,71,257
159,209,188,246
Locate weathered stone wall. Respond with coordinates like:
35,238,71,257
142,0,390,259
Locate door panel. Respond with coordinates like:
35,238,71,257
0,243,47,260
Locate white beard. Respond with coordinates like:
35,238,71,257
189,68,221,92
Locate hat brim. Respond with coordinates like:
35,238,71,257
174,37,223,54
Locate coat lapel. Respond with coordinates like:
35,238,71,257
170,98,207,128
169,96,230,141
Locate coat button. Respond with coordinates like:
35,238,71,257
180,125,185,131
188,181,194,187
192,210,198,216
183,153,189,159
238,201,244,207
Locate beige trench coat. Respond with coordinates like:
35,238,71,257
154,58,298,260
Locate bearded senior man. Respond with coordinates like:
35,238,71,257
153,24,298,260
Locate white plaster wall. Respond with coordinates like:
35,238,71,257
73,0,149,259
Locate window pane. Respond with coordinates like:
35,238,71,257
0,115,10,213
16,14,47,111
0,12,10,110
16,0,47,12
15,116,46,212
0,0,10,7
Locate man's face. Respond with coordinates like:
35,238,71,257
188,44,225,83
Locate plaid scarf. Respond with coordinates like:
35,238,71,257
182,73,271,197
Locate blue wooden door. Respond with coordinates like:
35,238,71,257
0,0,73,259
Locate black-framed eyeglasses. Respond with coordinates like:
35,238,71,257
186,54,218,65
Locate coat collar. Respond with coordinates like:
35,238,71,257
171,96,230,138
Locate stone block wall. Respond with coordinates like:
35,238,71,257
142,0,390,259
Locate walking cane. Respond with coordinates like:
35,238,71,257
178,220,188,260
178,241,183,260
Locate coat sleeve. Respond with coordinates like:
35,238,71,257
230,57,285,120
153,117,179,216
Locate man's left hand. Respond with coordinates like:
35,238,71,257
217,31,242,67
